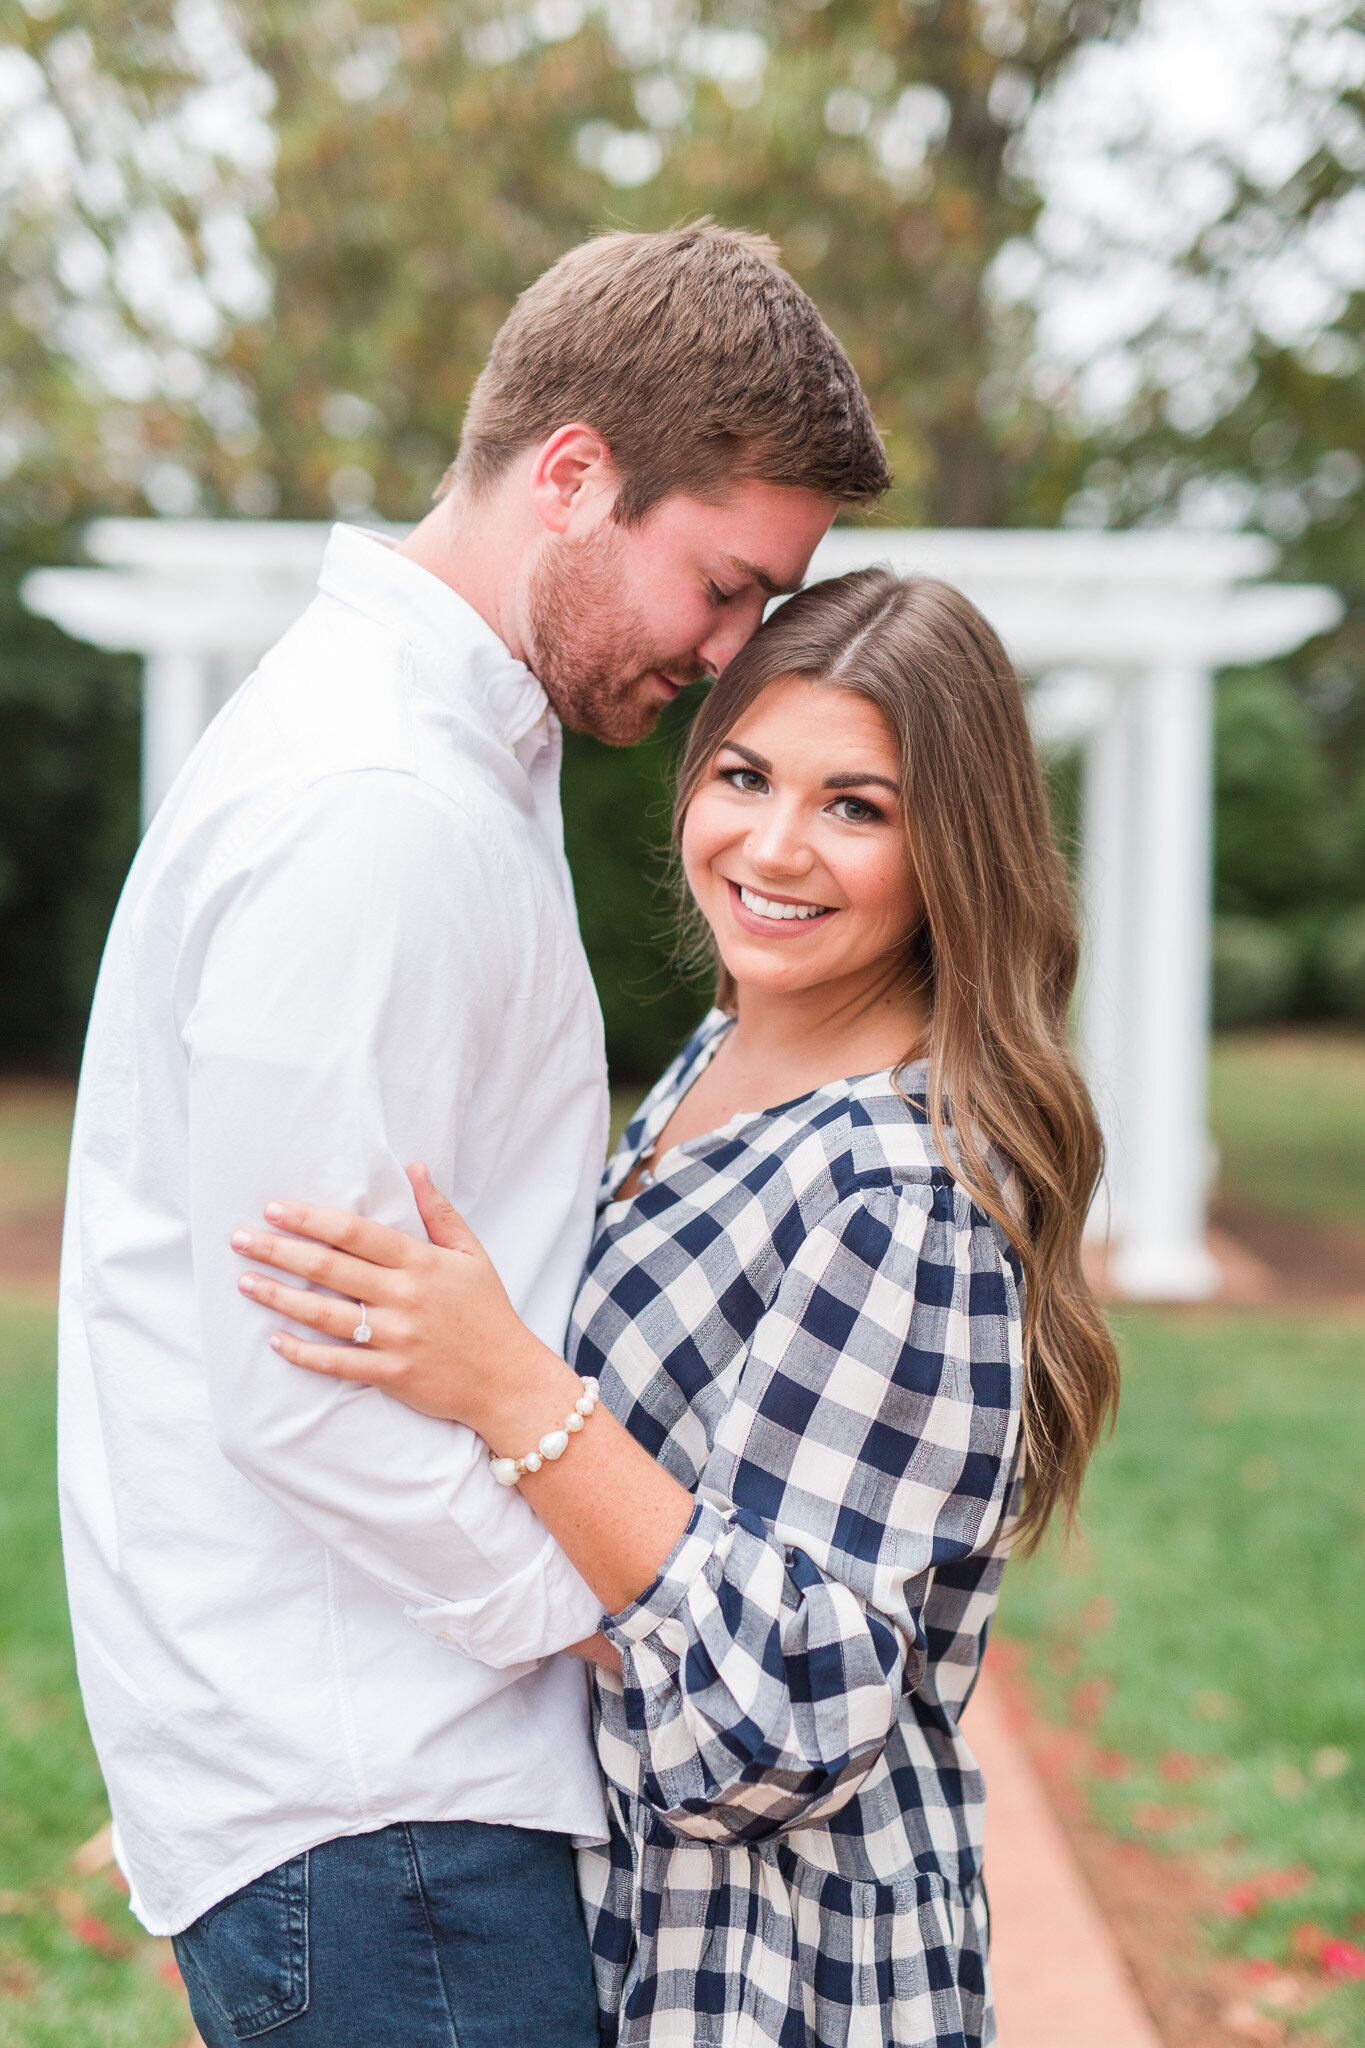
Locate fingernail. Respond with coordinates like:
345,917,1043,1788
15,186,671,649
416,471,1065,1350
238,1274,256,1295
231,1231,252,1251
269,1333,283,1351
264,1203,285,1223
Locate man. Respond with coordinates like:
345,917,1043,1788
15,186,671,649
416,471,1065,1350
59,223,889,2047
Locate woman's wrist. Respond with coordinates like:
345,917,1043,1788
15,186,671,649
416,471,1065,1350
474,1332,584,1458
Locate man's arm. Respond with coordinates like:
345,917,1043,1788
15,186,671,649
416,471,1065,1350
182,770,603,1668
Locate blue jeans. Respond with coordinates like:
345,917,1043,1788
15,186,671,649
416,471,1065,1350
173,1820,601,2046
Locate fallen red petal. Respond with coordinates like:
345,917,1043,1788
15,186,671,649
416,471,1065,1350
1225,1883,1264,1917
1290,1921,1326,1965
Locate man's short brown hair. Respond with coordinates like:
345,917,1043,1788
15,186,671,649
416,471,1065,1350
446,222,890,522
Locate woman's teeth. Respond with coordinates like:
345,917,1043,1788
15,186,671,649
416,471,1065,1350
738,885,830,922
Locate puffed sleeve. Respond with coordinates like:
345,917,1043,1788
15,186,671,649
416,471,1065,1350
598,1176,1024,1843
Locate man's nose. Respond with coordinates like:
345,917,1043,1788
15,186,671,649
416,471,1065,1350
697,595,768,679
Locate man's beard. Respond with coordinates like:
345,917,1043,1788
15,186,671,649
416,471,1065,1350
524,524,697,747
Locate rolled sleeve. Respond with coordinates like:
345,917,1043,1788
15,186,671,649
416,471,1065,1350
600,1180,1022,1842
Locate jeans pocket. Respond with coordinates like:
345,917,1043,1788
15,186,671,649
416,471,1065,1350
174,1853,310,2040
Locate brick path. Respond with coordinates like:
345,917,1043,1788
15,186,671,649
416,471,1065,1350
968,1672,1163,2048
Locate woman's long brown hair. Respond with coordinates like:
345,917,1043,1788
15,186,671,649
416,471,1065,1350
673,568,1119,1549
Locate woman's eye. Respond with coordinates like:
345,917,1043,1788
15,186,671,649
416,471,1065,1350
721,767,768,794
829,795,882,823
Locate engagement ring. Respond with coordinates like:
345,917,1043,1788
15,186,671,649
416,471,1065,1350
352,1307,372,1345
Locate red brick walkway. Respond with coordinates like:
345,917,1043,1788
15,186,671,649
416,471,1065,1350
968,1672,1163,2047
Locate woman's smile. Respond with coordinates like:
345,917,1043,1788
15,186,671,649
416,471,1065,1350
727,879,837,930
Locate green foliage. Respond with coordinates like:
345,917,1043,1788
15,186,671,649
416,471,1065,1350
1208,669,1365,1022
1211,916,1301,1029
1215,671,1339,919
235,0,1132,1075
1325,906,1365,1024
0,542,139,1066
5,0,1363,1052
0,0,1139,1070
1000,1307,1365,2040
561,693,708,1081
0,0,272,528
235,0,1129,530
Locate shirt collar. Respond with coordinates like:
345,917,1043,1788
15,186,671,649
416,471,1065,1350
317,523,550,750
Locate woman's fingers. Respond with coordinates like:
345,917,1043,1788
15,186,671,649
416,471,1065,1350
407,1165,480,1254
230,1228,389,1303
269,1328,390,1384
262,1202,415,1268
237,1269,383,1342
229,1221,411,1302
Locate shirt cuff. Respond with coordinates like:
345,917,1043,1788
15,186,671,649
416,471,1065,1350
405,1531,605,1669
602,1498,732,1647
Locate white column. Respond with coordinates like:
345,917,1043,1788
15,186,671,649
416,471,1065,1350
1110,664,1220,1299
1076,674,1132,1244
140,650,212,832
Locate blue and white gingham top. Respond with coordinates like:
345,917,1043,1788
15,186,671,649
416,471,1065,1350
568,1010,1026,2048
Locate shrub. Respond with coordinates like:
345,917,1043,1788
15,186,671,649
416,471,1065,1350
0,544,140,1066
1212,916,1301,1028
561,699,707,1083
1215,672,1339,919
1323,905,1365,1022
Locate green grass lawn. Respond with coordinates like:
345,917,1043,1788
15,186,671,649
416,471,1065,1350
999,1309,1365,2041
1210,1032,1365,1228
0,1296,190,2046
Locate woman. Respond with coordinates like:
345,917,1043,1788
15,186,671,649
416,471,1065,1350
231,569,1119,2048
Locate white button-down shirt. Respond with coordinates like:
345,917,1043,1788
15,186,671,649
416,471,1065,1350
58,525,610,1937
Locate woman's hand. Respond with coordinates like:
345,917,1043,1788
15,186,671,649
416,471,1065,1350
230,1164,552,1435
234,1164,697,1618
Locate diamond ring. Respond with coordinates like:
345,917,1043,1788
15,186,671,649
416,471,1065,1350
352,1306,372,1345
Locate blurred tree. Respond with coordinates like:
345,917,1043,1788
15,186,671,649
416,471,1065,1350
0,0,276,523
0,532,139,1064
1215,670,1340,922
1004,0,1365,1018
0,0,269,1057
2,0,1140,1073
229,0,1136,1072
237,0,1131,534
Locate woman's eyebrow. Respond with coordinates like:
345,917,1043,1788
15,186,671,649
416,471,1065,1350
719,745,900,795
718,741,772,771
823,771,900,793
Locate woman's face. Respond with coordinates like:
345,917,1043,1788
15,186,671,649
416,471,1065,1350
681,674,923,1002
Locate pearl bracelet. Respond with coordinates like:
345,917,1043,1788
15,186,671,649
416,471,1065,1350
488,1376,601,1487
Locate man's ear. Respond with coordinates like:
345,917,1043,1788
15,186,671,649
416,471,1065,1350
527,422,619,536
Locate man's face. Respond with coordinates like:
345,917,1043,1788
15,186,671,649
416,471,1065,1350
522,479,836,746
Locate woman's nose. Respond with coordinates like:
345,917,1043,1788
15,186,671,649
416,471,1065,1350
746,803,814,875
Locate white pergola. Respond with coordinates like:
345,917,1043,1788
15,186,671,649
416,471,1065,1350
24,519,1340,1300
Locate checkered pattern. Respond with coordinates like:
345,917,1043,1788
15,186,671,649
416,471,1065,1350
567,1011,1026,2048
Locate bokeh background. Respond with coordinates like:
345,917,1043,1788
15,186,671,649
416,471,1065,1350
4,0,1365,1071
0,2,1363,2044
